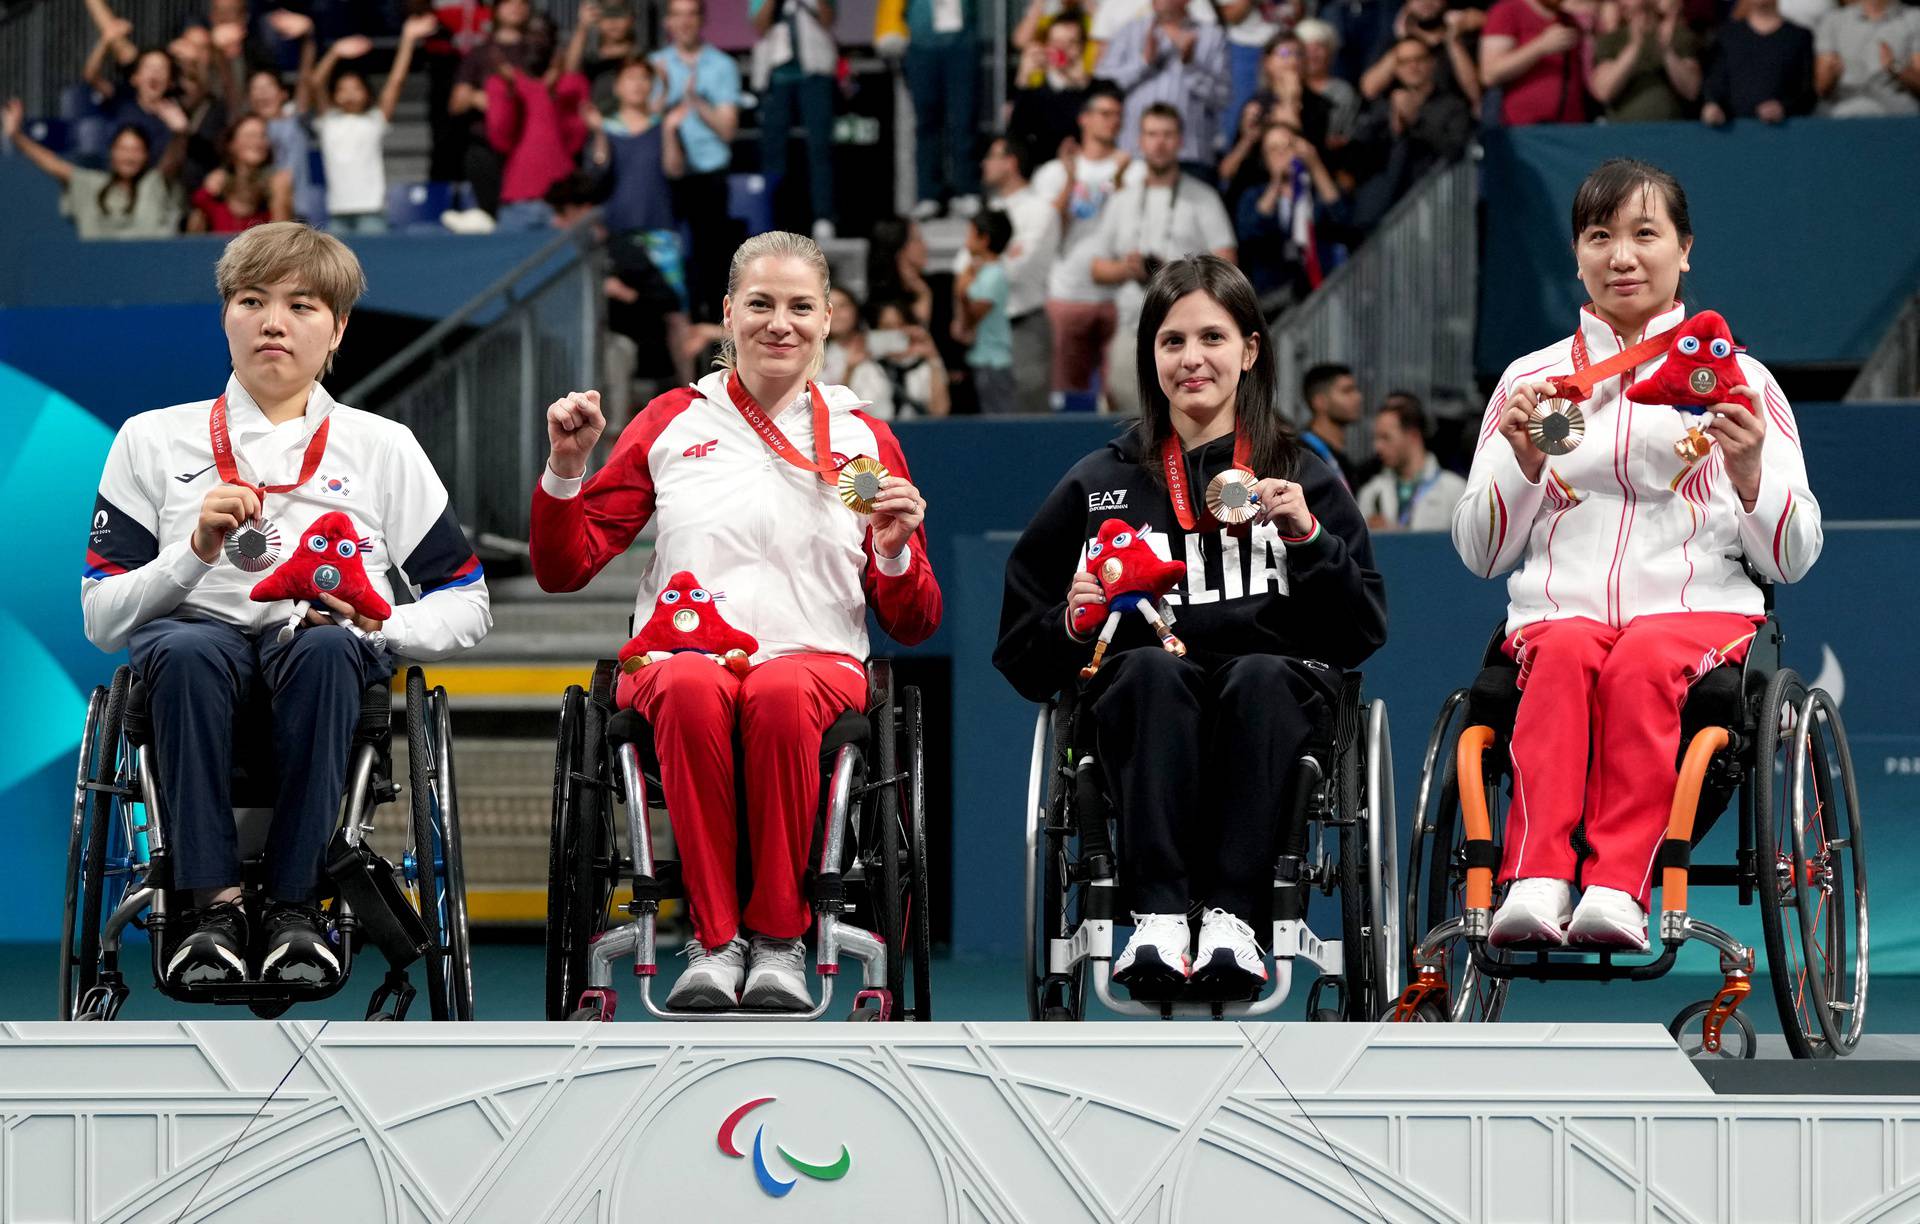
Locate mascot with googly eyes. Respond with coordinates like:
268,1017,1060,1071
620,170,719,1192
250,510,391,641
618,571,760,677
1622,310,1751,463
1072,519,1189,679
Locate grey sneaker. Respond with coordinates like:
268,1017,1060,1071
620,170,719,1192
741,933,811,1011
665,935,747,1010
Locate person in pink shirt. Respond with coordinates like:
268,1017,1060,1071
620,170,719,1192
485,17,591,232
1480,0,1590,125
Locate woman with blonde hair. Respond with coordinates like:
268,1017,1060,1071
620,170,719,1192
530,230,943,1011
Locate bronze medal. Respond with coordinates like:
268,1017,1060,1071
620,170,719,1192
1527,399,1586,456
1204,467,1260,525
223,515,283,572
836,456,889,514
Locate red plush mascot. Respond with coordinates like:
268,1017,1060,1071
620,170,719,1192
1623,310,1753,461
1073,519,1187,679
251,511,391,642
619,571,759,677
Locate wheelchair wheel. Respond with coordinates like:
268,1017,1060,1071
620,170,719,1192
871,666,907,1016
1333,686,1379,1020
407,669,473,1021
62,670,129,1021
1405,690,1509,1024
546,684,615,1021
1754,669,1868,1058
902,684,933,1021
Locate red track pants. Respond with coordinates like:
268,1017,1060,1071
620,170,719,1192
621,652,869,947
1502,612,1763,906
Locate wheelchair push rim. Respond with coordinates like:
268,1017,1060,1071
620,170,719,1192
405,668,474,1021
546,683,616,1022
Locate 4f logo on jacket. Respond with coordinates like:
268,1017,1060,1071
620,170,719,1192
683,440,720,459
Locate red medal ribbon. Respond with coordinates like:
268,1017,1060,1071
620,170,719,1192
208,393,331,497
1160,428,1253,531
725,373,838,485
1553,329,1671,403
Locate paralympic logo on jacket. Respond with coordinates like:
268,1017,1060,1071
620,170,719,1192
717,1097,852,1198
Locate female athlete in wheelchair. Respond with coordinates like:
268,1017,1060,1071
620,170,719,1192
996,255,1389,1014
531,230,941,1017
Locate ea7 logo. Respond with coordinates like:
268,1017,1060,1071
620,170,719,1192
683,440,721,459
1089,489,1129,512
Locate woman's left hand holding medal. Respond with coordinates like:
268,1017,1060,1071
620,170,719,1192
192,482,263,564
869,475,927,560
1249,477,1314,537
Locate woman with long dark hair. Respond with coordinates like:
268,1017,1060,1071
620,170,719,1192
995,254,1386,996
1458,158,1820,952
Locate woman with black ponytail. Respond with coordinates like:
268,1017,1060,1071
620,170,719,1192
994,254,1386,997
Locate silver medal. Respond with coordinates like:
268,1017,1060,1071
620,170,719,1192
223,515,283,572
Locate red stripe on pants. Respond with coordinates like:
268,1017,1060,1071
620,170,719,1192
1502,612,1762,907
620,652,869,947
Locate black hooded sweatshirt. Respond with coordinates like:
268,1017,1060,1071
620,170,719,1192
994,425,1389,703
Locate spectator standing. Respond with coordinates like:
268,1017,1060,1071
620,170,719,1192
1589,0,1701,122
1031,82,1135,411
3,98,187,239
822,287,898,415
485,19,592,232
955,210,1017,412
1008,15,1093,164
980,135,1060,412
1221,0,1284,142
1349,37,1470,228
1300,362,1364,487
1701,0,1815,125
650,0,742,324
1356,0,1484,112
903,0,983,221
1295,20,1362,145
1814,0,1920,117
1088,104,1236,415
240,58,324,224
84,40,179,162
1219,33,1331,211
866,216,937,326
750,0,840,240
1234,122,1340,305
1356,393,1466,531
871,299,953,417
305,17,434,235
188,113,294,232
1319,0,1399,84
451,0,536,223
564,2,642,116
1480,0,1589,125
1099,0,1231,176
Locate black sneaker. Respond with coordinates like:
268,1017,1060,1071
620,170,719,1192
259,902,342,987
165,901,251,987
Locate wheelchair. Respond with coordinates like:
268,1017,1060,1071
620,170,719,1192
1026,669,1400,1021
546,658,931,1022
61,663,474,1022
1395,586,1868,1060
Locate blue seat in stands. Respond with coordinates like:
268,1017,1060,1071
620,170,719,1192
386,181,476,232
727,173,773,238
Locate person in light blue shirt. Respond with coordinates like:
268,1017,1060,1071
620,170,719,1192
956,210,1018,413
651,0,744,323
904,0,982,220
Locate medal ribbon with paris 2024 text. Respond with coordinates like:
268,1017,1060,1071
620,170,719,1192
208,393,331,497
725,372,839,485
1556,328,1670,402
1160,428,1252,531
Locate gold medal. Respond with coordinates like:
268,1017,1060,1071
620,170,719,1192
1100,557,1123,585
672,608,699,633
1527,399,1585,456
1674,426,1713,464
1204,467,1260,525
836,456,889,514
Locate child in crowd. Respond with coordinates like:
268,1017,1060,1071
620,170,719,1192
954,210,1017,413
303,14,437,234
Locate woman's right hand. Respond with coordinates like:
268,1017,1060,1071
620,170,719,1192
191,482,262,564
546,389,605,479
1497,379,1556,481
1067,570,1106,622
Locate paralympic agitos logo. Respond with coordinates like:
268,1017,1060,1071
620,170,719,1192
717,1097,852,1199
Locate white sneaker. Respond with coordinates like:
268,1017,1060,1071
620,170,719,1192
1193,907,1268,989
811,218,837,242
1113,912,1190,986
1568,886,1649,952
664,935,747,1010
438,208,495,235
949,194,982,219
1488,878,1573,949
908,198,942,221
740,933,812,1011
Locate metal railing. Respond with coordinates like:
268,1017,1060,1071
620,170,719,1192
1,0,203,118
343,220,603,547
1269,153,1480,462
1846,294,1920,402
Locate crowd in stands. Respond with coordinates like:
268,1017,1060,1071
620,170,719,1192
5,0,1917,507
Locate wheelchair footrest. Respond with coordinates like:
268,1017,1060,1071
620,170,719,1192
325,830,432,969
